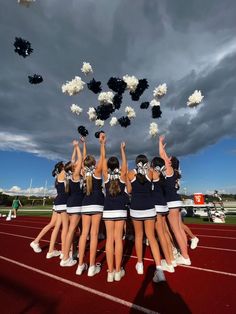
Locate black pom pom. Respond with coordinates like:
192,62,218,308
140,102,149,109
78,125,89,137
28,74,43,84
152,106,162,118
95,130,105,138
107,77,127,94
14,37,33,58
118,116,131,128
130,78,149,101
96,104,114,121
87,78,102,94
113,94,122,110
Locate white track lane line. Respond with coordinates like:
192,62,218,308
0,255,158,314
195,234,236,240
1,231,236,277
190,227,236,232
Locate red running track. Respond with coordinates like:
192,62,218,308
0,216,236,313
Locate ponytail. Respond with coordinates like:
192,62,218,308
109,179,121,197
85,175,93,196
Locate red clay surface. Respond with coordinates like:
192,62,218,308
0,216,236,314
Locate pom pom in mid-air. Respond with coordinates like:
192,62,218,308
153,83,167,99
149,122,158,137
28,74,43,84
187,90,204,107
123,75,139,92
150,99,160,107
78,125,89,137
125,106,136,119
17,0,35,7
95,119,105,128
87,78,102,94
118,116,131,128
70,104,83,116
95,130,105,138
130,79,149,101
98,91,114,104
152,106,162,118
107,77,127,94
140,102,149,109
96,104,114,121
14,37,33,58
113,94,122,110
110,117,118,126
81,62,93,75
87,107,97,121
62,76,85,96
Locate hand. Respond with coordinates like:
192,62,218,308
73,140,79,146
79,136,85,144
99,133,106,143
159,135,165,143
121,142,126,150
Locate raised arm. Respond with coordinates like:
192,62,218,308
120,142,127,179
73,141,82,180
159,135,173,176
71,140,77,164
95,133,106,177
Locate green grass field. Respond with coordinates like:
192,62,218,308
1,207,236,224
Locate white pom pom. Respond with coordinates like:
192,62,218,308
87,107,97,121
95,119,104,128
61,76,85,96
81,62,93,75
110,117,118,126
123,75,139,92
149,122,158,137
150,99,160,107
187,90,204,107
153,83,167,98
70,104,83,115
125,106,136,119
98,91,114,104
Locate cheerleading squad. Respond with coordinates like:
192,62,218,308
30,133,199,283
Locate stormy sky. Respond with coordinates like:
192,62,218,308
0,0,236,162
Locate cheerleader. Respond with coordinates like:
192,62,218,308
46,162,68,258
103,142,129,282
159,136,191,265
128,155,166,283
76,134,105,277
60,140,83,266
151,157,175,273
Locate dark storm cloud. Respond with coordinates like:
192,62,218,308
0,0,235,161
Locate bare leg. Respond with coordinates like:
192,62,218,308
155,215,172,265
61,212,69,256
48,213,61,253
182,222,195,239
114,220,125,272
179,215,188,245
164,220,175,261
63,214,80,260
132,220,143,263
168,209,189,259
89,214,102,266
78,215,91,266
105,220,115,273
144,219,161,266
34,211,57,243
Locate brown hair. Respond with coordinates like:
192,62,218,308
107,157,121,197
84,155,96,196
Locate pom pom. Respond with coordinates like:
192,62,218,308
152,106,162,118
125,106,136,119
187,90,204,107
110,117,118,126
113,94,122,110
71,104,83,116
107,77,127,94
28,74,43,84
153,83,167,98
81,62,93,75
98,91,114,104
123,75,139,92
95,130,105,138
150,99,160,107
87,79,102,94
62,76,85,96
149,122,158,137
118,116,131,128
95,119,105,128
87,107,97,121
140,102,149,109
78,125,88,137
14,37,33,58
18,0,35,7
130,79,149,101
96,104,114,121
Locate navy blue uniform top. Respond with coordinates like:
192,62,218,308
130,176,154,210
163,173,181,202
104,179,129,211
67,179,84,207
152,179,167,206
54,181,68,205
82,175,104,206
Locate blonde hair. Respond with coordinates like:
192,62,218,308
84,155,96,196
